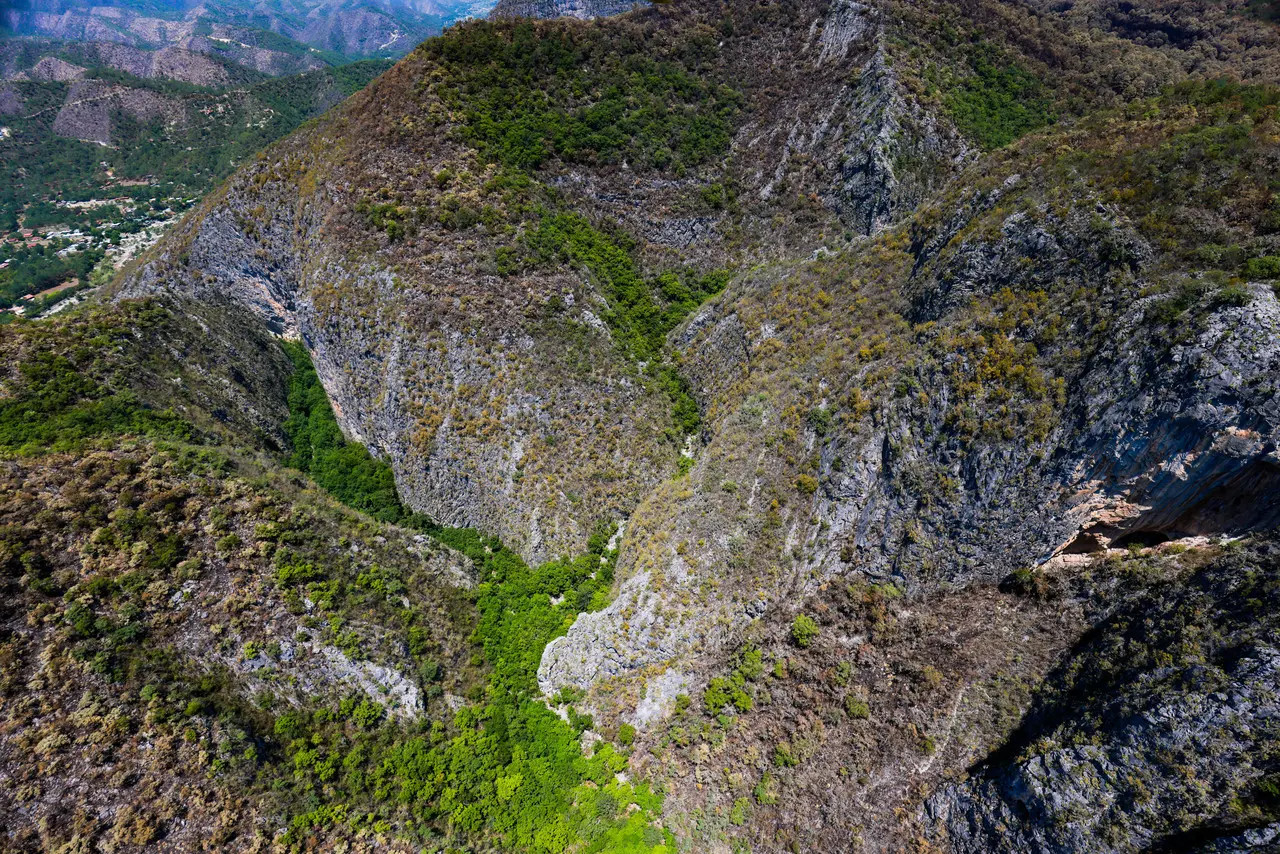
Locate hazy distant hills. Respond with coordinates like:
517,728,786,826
1,0,498,81
0,0,461,315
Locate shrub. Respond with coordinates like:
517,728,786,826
729,796,750,826
0,352,191,454
704,677,731,713
1003,567,1049,599
754,772,779,805
844,695,870,719
773,741,800,767
807,407,833,436
523,213,729,433
1243,256,1280,279
275,556,324,587
1213,283,1252,307
737,646,765,681
418,659,443,683
942,41,1054,149
275,712,308,741
426,20,743,173
791,614,819,648
350,700,384,729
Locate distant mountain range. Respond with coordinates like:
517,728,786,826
1,0,498,81
0,0,495,315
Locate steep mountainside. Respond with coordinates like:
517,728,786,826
0,299,488,850
0,295,676,853
3,0,1280,851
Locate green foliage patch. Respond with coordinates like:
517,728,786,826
424,19,743,173
281,341,410,523
343,532,668,853
524,211,730,433
0,348,190,455
791,614,819,648
941,41,1055,149
275,346,669,851
1061,79,1280,255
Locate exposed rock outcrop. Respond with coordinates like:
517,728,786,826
119,0,956,565
117,87,682,563
927,534,1280,853
1,0,486,72
106,13,1280,854
95,44,236,88
539,137,1280,717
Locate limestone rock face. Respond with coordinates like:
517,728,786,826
91,44,236,88
118,0,969,567
539,162,1280,718
116,61,682,565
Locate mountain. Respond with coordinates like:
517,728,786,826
0,0,479,320
0,59,391,318
3,0,1280,852
2,0,498,66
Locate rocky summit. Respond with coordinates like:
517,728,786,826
3,0,1280,852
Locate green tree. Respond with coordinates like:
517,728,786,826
791,614,819,648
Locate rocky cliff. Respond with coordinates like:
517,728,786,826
539,93,1280,704
1,44,246,87
927,534,1280,853
117,0,991,560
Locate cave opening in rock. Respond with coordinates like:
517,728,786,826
1174,457,1280,537
1062,530,1108,554
1111,529,1174,549
1063,455,1280,558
